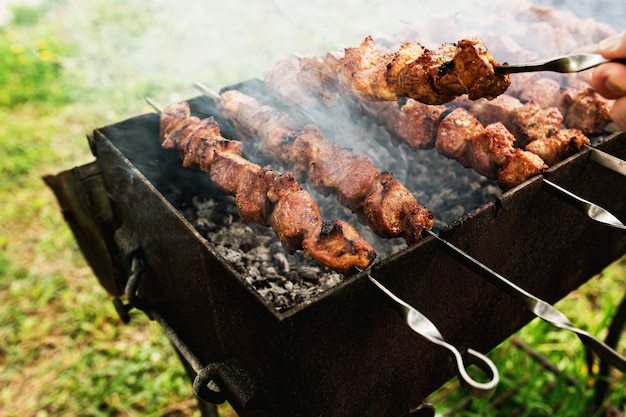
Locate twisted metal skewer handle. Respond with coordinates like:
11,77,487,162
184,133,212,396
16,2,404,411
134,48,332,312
425,230,626,373
368,275,499,398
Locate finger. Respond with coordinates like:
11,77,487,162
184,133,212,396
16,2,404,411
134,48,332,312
597,30,626,58
591,62,626,100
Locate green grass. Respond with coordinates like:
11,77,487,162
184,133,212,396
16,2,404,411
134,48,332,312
0,1,624,416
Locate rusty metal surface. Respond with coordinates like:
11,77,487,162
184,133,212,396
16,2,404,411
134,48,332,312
44,163,127,296
90,108,626,417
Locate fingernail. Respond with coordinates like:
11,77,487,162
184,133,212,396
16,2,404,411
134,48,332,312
606,78,626,95
599,33,622,52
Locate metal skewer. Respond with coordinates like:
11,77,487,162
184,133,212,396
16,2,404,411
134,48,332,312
363,270,499,398
423,229,626,373
195,82,221,100
586,146,626,177
542,178,626,230
145,97,163,113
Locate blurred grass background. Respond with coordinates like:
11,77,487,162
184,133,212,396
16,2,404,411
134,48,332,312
0,0,624,416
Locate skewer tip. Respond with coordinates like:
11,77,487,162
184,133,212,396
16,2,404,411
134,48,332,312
194,82,221,100
145,97,163,113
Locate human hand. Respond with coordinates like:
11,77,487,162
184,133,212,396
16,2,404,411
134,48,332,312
591,31,626,131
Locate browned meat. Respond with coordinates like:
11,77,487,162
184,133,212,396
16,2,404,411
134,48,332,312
342,35,399,101
518,77,562,108
397,43,459,104
342,36,510,105
218,89,433,244
157,101,376,274
525,128,590,166
435,108,546,189
497,149,547,190
267,173,322,254
508,101,564,147
560,86,613,136
468,94,523,127
303,220,378,276
235,166,272,225
468,122,516,178
359,99,446,150
435,108,484,166
361,172,434,244
160,102,190,146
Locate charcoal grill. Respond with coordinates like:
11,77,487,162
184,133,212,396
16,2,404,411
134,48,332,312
45,81,626,416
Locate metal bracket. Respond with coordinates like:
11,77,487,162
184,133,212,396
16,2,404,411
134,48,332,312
116,253,262,410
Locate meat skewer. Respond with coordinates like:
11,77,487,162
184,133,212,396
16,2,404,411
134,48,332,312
338,36,511,105
147,98,376,275
196,83,434,245
434,107,547,189
265,49,615,188
265,57,547,189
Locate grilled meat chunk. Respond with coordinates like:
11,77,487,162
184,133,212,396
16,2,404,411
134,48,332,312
362,172,434,244
435,107,484,166
359,99,446,150
343,36,510,105
436,108,546,189
267,172,322,254
468,122,516,178
219,90,433,244
525,128,590,166
303,220,378,276
158,101,376,274
560,86,613,136
508,101,564,147
339,36,511,104
497,149,547,190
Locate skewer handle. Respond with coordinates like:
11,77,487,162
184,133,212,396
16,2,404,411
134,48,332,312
424,229,626,373
368,273,499,398
587,146,626,177
542,179,626,230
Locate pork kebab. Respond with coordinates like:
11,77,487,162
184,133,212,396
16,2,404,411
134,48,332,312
155,100,377,275
208,88,434,244
263,38,597,189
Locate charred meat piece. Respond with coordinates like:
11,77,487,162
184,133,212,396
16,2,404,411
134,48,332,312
508,101,564,147
454,94,591,169
218,89,433,244
518,77,562,109
468,122,516,178
343,36,510,105
362,172,434,244
435,108,547,189
359,99,446,150
525,128,590,166
497,149,547,190
303,220,378,276
158,101,376,274
267,172,322,254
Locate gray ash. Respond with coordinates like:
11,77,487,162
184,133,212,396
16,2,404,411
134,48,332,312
180,194,345,311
